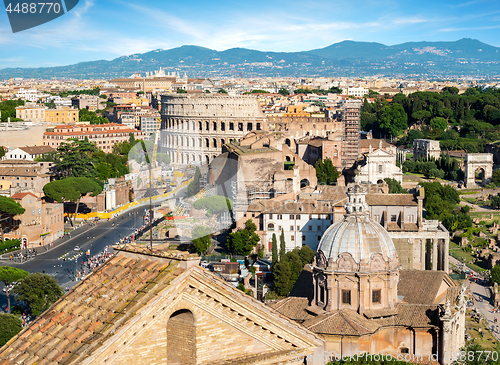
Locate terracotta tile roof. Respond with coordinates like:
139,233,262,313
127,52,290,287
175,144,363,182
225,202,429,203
398,270,451,304
373,303,440,328
18,146,55,155
302,309,381,336
11,192,38,200
268,297,313,323
360,139,394,149
387,222,419,232
0,167,42,177
366,194,417,206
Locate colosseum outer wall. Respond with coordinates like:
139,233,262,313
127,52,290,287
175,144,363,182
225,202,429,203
159,94,267,164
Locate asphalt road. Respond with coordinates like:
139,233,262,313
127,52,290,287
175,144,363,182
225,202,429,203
0,184,188,313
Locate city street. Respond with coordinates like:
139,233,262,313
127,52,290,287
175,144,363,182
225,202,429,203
449,255,500,342
0,203,164,313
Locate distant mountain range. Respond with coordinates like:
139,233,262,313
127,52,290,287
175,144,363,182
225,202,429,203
2,38,500,80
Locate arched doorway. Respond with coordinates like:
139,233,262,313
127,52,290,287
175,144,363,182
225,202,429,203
167,309,196,364
300,179,310,188
475,167,485,183
285,138,291,147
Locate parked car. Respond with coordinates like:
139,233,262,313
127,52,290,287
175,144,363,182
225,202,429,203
74,246,80,251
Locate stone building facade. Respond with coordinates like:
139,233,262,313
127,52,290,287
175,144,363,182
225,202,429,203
160,94,267,165
355,146,403,185
413,139,441,161
0,245,325,364
270,184,465,365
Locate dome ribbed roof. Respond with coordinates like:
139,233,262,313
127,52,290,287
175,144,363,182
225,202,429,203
318,214,397,264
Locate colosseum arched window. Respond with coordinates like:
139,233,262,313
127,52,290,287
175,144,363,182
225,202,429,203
221,122,225,131
229,122,234,131
205,138,209,148
247,123,253,131
198,139,202,148
213,139,217,148
205,122,209,131
213,122,217,131
198,121,202,131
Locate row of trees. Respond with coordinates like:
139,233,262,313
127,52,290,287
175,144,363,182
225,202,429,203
0,266,64,346
361,87,500,153
0,99,24,123
403,155,464,181
419,181,471,233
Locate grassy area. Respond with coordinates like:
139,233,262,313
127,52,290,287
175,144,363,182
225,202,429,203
460,190,482,195
466,311,499,351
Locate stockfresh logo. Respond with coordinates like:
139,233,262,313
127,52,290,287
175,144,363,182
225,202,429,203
4,0,79,33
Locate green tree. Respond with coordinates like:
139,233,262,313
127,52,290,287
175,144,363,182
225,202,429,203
0,313,23,347
187,167,201,197
278,88,289,96
177,88,187,93
271,233,278,267
430,116,448,131
192,195,233,216
273,260,292,296
491,265,500,286
379,103,408,137
491,195,500,209
315,158,339,185
0,146,4,159
0,266,29,313
12,273,64,316
492,169,500,186
191,226,211,255
0,196,25,241
54,138,99,178
384,178,407,193
227,220,260,255
217,88,228,94
328,86,342,94
43,177,102,225
280,228,286,259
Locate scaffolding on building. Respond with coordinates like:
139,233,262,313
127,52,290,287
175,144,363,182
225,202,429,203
341,100,362,170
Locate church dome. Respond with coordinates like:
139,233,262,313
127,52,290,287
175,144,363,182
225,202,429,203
317,183,398,264
318,214,397,264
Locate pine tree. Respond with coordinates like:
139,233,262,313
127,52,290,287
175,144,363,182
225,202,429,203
279,229,286,259
271,233,278,266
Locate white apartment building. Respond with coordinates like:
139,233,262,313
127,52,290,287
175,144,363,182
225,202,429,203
343,87,369,97
15,89,44,102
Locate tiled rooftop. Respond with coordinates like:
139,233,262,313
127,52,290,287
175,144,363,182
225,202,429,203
0,252,183,364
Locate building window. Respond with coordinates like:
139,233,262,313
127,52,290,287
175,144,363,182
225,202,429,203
296,214,300,219
317,225,321,231
277,214,282,219
278,225,281,231
290,226,294,231
267,223,275,231
32,209,35,215
341,290,351,305
291,236,294,241
319,286,325,303
289,215,294,220
378,165,382,173
308,225,312,231
400,348,409,354
38,208,41,214
372,289,381,304
317,235,321,240
297,225,300,231
269,214,273,219
391,215,397,222
302,235,305,241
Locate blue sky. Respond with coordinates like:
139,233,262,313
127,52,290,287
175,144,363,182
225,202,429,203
0,0,499,69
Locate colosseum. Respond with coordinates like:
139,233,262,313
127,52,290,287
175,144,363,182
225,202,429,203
159,94,267,164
